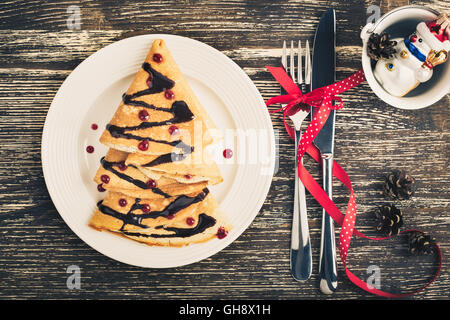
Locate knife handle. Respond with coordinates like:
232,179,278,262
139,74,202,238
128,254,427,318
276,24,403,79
290,130,312,281
318,154,338,294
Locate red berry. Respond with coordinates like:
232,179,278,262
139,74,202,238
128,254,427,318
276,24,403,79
153,53,163,63
167,214,175,219
146,179,157,189
86,145,94,153
118,162,127,171
185,174,192,180
186,217,195,226
164,89,175,100
141,204,151,213
119,199,127,207
168,125,179,135
138,140,149,151
146,74,153,86
223,148,233,159
91,123,98,130
97,184,106,192
217,227,228,239
100,174,110,184
138,109,149,121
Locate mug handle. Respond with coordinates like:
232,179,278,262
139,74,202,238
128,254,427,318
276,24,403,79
360,23,374,41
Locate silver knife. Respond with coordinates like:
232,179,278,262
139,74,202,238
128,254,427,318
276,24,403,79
311,8,338,294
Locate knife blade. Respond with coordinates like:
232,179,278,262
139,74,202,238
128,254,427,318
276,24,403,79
312,8,336,149
311,8,338,294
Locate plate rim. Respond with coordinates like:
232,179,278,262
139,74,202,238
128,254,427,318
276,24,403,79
42,34,275,268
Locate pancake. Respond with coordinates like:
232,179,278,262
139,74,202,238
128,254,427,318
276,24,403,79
99,39,222,156
89,189,231,247
125,148,223,185
94,149,208,199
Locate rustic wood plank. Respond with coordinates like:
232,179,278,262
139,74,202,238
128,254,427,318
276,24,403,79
0,0,449,300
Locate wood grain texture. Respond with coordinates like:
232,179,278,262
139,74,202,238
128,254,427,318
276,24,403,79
0,0,449,300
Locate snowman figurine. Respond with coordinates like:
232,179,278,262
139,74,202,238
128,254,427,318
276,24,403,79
373,13,450,97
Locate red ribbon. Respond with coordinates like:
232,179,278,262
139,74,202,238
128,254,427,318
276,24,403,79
265,66,442,297
266,66,347,142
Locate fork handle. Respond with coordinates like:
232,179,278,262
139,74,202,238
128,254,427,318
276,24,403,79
290,130,312,281
318,154,338,294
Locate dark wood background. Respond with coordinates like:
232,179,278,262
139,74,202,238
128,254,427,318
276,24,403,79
0,0,448,300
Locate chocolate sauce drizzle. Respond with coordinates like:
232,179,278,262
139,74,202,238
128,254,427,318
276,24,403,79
142,150,191,167
106,121,193,154
124,62,175,100
97,198,147,230
106,62,195,154
122,213,216,238
108,100,194,133
97,188,210,231
100,157,171,198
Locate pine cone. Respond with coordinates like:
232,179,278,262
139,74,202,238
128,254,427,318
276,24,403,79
383,169,416,200
374,204,403,236
367,32,397,61
408,232,436,255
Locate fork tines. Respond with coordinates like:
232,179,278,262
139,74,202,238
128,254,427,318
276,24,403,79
282,40,311,93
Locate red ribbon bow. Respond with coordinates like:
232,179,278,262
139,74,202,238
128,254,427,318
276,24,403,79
265,66,347,142
265,66,441,298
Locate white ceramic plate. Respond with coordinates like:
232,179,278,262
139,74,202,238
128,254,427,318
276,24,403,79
42,34,275,268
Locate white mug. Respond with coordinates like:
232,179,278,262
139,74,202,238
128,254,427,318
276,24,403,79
361,5,450,109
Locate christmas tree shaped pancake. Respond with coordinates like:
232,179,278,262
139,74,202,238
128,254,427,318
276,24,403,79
90,39,231,247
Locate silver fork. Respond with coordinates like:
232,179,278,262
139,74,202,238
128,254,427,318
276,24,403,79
282,40,312,281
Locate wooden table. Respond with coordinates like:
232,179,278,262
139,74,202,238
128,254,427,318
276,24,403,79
0,0,448,300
